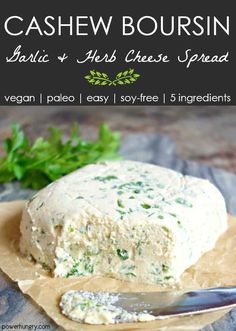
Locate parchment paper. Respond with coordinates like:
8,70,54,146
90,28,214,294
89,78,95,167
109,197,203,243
0,201,236,331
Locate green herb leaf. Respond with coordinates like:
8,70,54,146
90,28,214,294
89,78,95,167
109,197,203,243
117,248,129,260
117,199,125,208
66,262,81,277
141,203,151,209
94,175,118,182
162,264,169,272
175,197,193,207
0,123,121,189
133,189,140,194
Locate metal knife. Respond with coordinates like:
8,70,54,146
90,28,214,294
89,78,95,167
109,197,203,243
114,286,236,317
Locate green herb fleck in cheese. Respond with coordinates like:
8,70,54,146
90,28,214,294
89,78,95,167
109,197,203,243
117,199,125,208
117,249,129,260
141,203,151,209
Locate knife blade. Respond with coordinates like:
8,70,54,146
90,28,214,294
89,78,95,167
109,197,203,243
114,286,236,317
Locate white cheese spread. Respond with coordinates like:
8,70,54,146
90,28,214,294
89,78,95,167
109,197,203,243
60,290,155,324
19,160,227,285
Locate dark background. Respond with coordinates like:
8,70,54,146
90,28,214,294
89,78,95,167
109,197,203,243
0,1,235,105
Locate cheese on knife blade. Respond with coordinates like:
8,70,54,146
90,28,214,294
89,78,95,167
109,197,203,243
19,161,227,285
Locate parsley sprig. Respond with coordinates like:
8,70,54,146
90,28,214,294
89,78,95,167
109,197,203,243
0,123,121,189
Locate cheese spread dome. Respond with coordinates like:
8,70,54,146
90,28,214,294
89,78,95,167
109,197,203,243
19,160,227,285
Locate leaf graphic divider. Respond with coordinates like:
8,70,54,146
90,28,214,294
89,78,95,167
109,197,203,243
84,69,140,86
